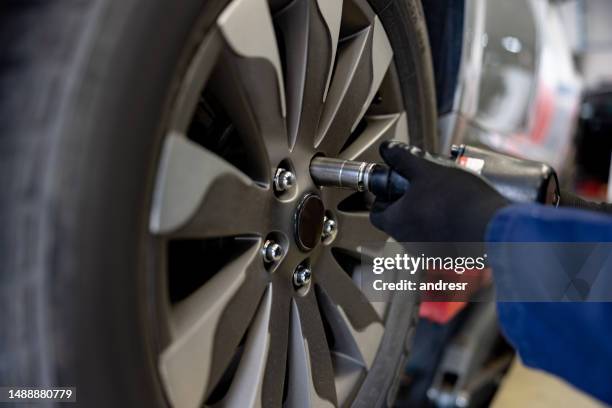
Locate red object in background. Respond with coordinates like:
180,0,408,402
418,268,492,324
529,85,554,143
576,179,609,201
419,301,467,324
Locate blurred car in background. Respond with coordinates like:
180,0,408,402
439,0,582,173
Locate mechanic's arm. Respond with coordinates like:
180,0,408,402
487,204,612,405
370,142,612,404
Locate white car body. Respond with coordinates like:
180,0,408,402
440,0,582,171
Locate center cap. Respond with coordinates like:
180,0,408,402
294,194,325,251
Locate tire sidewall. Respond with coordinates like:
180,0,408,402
0,0,436,406
2,1,228,406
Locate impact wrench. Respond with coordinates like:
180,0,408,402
309,142,560,206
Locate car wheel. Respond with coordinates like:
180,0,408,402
0,0,436,407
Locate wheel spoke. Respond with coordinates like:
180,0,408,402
320,186,354,211
315,28,370,154
316,0,343,103
167,30,224,132
316,17,393,155
261,286,292,408
340,112,408,162
149,133,268,237
351,264,390,319
333,210,388,255
213,0,288,166
296,292,339,405
159,239,265,408
352,17,394,131
207,252,270,398
275,0,342,148
329,352,366,406
317,285,383,370
337,306,383,370
218,0,285,117
316,249,381,332
285,299,336,408
221,285,273,407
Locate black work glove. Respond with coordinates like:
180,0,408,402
370,142,510,242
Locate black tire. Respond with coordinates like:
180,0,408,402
372,0,438,152
0,1,436,407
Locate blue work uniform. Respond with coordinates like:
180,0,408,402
486,204,612,404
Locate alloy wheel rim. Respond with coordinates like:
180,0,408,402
148,0,411,406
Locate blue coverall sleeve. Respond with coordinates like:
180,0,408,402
486,204,612,404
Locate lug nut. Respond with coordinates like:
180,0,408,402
321,216,337,240
274,168,295,192
293,265,312,287
262,240,283,263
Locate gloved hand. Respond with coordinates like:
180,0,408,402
370,141,510,242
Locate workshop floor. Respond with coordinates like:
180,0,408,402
492,358,604,407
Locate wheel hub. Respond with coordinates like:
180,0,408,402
293,193,325,251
